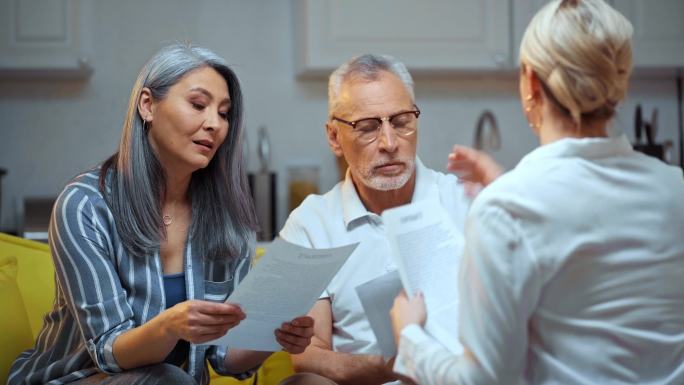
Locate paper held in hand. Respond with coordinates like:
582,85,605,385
372,199,465,356
356,270,403,359
203,238,358,351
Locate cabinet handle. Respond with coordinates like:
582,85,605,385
493,53,508,68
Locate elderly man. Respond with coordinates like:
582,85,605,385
279,54,500,385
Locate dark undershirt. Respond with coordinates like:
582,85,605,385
163,272,189,366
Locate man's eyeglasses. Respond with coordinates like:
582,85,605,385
331,106,421,144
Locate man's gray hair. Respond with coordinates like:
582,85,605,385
328,54,415,117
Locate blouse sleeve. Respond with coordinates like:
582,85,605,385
49,186,135,373
206,253,261,379
394,204,542,385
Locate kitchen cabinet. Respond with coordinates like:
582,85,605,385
294,0,511,76
0,0,93,79
511,0,549,67
612,0,684,68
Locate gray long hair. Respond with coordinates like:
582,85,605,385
100,44,258,261
328,54,415,117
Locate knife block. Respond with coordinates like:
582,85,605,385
248,172,277,241
633,141,673,163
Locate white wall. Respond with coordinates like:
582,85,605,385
0,0,682,233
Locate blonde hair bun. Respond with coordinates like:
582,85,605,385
520,0,633,127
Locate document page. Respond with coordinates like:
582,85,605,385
204,238,358,351
382,199,464,354
355,270,403,359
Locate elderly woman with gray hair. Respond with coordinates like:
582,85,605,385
9,44,315,385
391,0,684,384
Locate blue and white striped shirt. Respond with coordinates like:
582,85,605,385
9,168,254,385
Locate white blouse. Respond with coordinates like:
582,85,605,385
394,135,684,385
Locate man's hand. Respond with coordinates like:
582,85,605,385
447,145,503,197
291,299,399,384
390,290,427,346
276,316,315,354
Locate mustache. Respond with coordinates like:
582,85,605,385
369,157,412,169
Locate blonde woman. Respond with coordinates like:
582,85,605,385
390,0,684,384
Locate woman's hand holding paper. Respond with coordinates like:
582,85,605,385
275,315,315,354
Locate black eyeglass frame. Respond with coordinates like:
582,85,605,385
331,105,421,142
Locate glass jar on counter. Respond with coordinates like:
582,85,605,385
287,164,319,213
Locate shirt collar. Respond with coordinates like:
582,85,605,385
340,157,434,228
517,134,634,168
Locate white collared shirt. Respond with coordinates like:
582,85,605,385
280,158,471,356
395,135,684,385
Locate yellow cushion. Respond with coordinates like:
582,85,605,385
0,255,36,382
0,233,54,338
209,351,294,385
256,352,294,384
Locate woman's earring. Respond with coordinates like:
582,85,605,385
524,94,534,112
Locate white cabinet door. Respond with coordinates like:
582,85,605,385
0,0,93,79
612,0,684,68
511,0,551,68
294,0,510,76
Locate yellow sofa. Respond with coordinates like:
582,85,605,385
0,232,294,384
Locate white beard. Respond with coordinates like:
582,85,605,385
352,157,415,191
